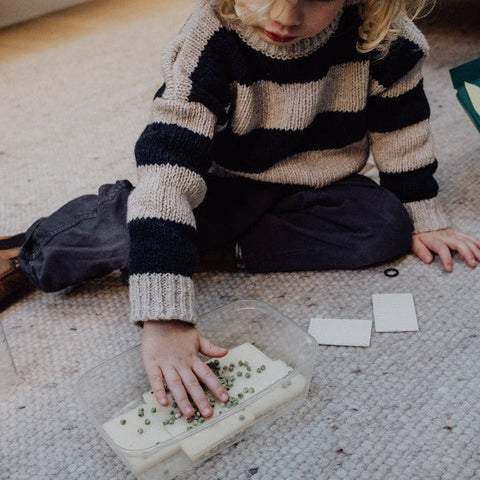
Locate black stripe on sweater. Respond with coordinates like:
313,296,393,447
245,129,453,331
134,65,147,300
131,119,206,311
190,5,362,88
367,81,430,133
153,84,166,100
213,110,366,173
135,123,212,174
379,160,439,203
188,29,232,125
370,37,425,89
128,217,197,276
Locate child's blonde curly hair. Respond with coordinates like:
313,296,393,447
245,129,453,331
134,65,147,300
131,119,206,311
217,0,435,55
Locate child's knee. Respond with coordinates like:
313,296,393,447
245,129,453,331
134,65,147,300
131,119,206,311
359,198,413,266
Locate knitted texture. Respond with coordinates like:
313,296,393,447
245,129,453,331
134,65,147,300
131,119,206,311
128,0,448,323
1,1,479,479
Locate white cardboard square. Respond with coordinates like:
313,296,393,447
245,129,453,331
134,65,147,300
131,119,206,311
372,293,418,332
308,318,372,347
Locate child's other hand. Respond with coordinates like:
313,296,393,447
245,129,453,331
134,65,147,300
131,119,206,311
412,228,480,272
141,320,229,418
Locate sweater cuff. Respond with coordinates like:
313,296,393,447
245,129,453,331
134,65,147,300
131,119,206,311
129,273,198,324
404,197,450,233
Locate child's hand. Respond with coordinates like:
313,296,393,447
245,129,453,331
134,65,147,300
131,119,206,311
141,320,229,418
412,228,480,272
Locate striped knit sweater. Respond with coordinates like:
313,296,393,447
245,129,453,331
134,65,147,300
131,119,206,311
127,0,449,324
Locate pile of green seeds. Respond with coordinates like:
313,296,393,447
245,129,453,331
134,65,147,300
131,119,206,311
118,357,269,434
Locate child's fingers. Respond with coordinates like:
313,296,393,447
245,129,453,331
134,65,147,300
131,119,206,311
178,367,215,418
193,356,230,404
412,236,434,264
162,366,195,418
452,239,479,267
144,363,169,407
434,242,453,272
198,335,228,358
452,231,480,248
464,238,480,262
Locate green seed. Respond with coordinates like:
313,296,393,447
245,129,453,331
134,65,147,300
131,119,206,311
238,393,244,399
245,373,251,378
236,371,243,377
256,368,261,373
239,415,245,421
151,407,157,413
137,428,144,434
145,419,151,425
138,411,144,417
260,365,266,371
187,426,193,431
199,417,205,423
249,387,255,393
120,419,126,425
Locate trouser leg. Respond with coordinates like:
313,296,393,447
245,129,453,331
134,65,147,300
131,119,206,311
195,175,298,251
16,174,276,292
237,175,414,272
18,180,133,291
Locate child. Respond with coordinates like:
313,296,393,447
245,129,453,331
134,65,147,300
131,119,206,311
2,0,480,419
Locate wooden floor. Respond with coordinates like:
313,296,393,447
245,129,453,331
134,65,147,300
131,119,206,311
0,0,178,62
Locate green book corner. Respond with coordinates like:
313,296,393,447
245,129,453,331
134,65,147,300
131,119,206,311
449,56,480,134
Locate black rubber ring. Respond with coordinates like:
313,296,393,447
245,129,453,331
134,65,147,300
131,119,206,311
384,268,399,277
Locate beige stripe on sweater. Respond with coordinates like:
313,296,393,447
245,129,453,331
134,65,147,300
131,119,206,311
231,62,369,135
213,137,370,187
127,164,206,227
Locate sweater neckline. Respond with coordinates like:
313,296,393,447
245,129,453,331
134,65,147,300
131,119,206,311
224,6,344,60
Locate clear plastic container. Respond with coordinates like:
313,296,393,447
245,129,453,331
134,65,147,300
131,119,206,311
76,300,318,480
0,321,19,401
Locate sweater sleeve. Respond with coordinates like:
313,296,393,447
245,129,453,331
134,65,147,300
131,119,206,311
366,16,449,233
127,2,230,324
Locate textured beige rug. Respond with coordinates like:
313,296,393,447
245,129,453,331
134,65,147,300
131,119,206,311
1,1,479,479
